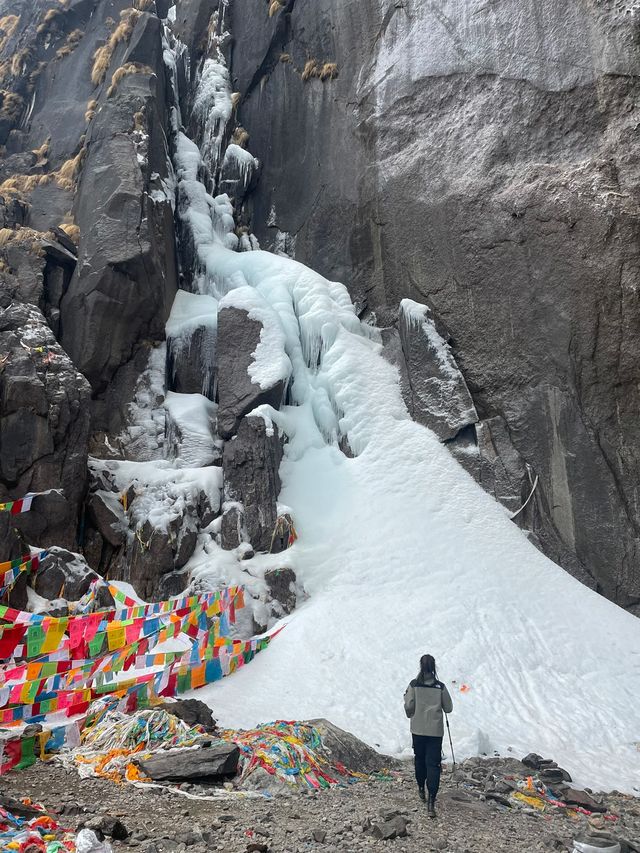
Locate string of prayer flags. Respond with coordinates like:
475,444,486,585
0,494,36,514
0,489,62,514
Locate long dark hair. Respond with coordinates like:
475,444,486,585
417,653,437,684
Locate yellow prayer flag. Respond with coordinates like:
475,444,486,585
107,624,126,651
40,620,68,655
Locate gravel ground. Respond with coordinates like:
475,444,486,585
2,760,639,853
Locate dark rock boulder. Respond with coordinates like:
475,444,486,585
264,567,297,615
136,743,239,781
307,719,402,775
86,492,126,549
398,299,478,442
217,305,286,439
221,415,282,552
33,546,112,603
160,698,218,732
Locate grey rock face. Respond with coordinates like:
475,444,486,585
228,0,640,611
217,305,285,439
60,11,178,398
264,566,297,615
0,302,90,549
221,415,282,552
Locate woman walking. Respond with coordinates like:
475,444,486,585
404,654,453,817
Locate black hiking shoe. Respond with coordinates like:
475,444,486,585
418,785,426,801
427,796,437,818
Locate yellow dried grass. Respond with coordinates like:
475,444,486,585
91,8,141,86
84,98,97,122
232,126,249,147
10,48,31,77
59,222,79,244
56,28,83,59
268,0,284,16
0,90,24,122
31,137,50,167
0,15,19,51
301,59,319,81
319,62,338,80
53,147,86,191
107,62,153,96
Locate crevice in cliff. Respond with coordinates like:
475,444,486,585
239,0,297,101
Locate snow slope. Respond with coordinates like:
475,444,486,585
166,38,640,795
185,247,640,795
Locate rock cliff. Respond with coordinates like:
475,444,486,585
0,0,638,614
226,0,640,611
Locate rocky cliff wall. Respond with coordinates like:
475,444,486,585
228,0,640,611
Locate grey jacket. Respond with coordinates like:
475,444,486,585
404,674,453,737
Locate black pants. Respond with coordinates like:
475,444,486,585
412,734,443,798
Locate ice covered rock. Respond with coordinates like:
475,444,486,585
84,459,222,600
398,299,478,442
221,415,282,552
164,392,221,468
264,567,297,615
216,301,289,439
166,291,217,400
219,143,259,207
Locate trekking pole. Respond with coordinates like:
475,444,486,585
445,713,456,770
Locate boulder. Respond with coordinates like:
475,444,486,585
562,788,606,813
307,719,402,775
221,416,282,552
160,698,218,732
33,547,105,602
136,743,239,781
264,567,297,615
398,299,478,442
217,306,286,439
